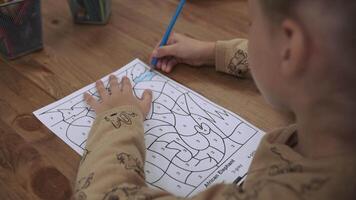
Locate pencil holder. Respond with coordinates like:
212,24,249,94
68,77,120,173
68,0,111,24
0,0,43,60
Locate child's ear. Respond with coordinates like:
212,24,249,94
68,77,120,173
280,19,309,78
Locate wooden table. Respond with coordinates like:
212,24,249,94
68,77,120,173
0,0,293,199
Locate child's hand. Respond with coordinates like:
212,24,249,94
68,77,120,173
150,33,216,73
84,75,152,118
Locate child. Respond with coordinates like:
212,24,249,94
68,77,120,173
75,0,356,199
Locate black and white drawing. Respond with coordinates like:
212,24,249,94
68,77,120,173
34,59,264,197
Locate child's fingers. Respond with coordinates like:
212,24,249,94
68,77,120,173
140,89,153,116
149,41,161,64
121,76,132,93
96,80,109,100
109,75,120,93
154,44,178,58
149,37,164,62
166,58,179,73
141,89,152,102
156,59,163,70
150,32,178,60
84,93,99,110
150,32,178,66
162,58,169,72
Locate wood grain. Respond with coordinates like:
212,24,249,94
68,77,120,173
0,0,294,199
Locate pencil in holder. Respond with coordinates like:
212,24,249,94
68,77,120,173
68,0,111,24
0,0,43,60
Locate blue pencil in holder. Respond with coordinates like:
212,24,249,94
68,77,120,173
0,0,43,60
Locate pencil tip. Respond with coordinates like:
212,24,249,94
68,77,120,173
149,65,155,72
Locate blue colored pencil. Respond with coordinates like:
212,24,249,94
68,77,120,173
151,0,186,68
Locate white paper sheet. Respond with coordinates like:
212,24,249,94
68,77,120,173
33,59,264,197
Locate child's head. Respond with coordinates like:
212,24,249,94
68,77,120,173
247,0,356,113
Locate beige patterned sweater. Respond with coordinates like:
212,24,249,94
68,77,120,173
74,39,356,200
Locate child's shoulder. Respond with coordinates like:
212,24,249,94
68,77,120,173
242,125,356,200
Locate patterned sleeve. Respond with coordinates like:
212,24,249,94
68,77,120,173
74,105,303,200
73,105,235,200
215,39,249,78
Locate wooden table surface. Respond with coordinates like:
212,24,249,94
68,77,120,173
0,0,293,199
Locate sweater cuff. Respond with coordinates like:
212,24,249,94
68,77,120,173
215,40,229,73
214,39,250,78
94,105,144,125
87,105,144,145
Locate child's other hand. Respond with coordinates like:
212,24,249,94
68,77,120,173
84,75,152,118
150,33,216,73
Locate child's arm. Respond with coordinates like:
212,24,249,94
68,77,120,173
74,75,236,200
74,75,293,200
215,39,249,78
150,33,249,78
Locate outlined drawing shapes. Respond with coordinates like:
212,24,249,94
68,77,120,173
33,59,263,198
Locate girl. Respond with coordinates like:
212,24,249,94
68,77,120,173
75,0,356,199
